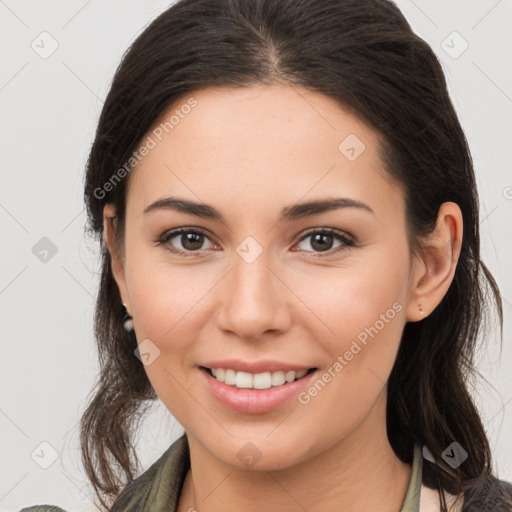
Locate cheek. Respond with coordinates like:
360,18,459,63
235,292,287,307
298,251,409,355
292,260,408,439
125,258,209,427
290,251,409,430
123,251,233,414
125,240,215,341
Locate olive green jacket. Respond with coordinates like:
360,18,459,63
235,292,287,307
18,434,511,511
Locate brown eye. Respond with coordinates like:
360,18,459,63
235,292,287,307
179,231,205,251
309,233,334,251
159,228,215,255
295,228,354,255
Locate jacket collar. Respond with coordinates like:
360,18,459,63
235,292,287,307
111,435,461,512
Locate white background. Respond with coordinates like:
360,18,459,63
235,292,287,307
1,0,511,510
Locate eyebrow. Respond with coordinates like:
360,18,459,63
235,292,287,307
143,196,374,222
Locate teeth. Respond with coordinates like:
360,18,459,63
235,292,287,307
209,368,310,389
285,370,295,383
235,371,253,389
271,371,286,387
253,372,272,390
225,369,236,385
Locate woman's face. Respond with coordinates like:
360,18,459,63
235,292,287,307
106,83,423,470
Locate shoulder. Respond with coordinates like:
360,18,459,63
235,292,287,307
109,433,190,511
420,446,512,512
419,476,512,512
487,475,512,496
463,475,512,511
18,435,190,512
19,507,68,512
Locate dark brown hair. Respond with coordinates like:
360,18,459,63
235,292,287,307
81,0,512,510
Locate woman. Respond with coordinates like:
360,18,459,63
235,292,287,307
20,0,512,511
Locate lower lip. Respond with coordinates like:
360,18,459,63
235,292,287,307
200,367,317,414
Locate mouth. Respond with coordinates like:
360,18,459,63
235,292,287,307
200,366,317,390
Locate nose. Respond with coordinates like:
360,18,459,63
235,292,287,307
215,250,291,341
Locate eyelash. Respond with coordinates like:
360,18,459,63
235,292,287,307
154,227,355,258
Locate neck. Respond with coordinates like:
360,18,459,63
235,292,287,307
178,392,412,512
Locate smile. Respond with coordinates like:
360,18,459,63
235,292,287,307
199,363,318,414
205,367,313,389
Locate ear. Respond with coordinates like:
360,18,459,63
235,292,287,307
405,202,463,322
103,203,131,313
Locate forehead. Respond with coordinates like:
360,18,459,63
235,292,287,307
126,84,404,222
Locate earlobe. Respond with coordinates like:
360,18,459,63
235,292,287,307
102,203,131,311
405,202,463,322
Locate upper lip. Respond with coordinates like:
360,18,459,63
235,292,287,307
201,359,315,374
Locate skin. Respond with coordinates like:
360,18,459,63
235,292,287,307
103,83,463,512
